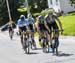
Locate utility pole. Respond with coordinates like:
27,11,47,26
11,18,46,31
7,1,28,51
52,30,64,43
25,0,30,14
47,0,50,8
6,0,12,21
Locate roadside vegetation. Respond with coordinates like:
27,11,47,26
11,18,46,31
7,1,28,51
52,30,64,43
59,13,75,36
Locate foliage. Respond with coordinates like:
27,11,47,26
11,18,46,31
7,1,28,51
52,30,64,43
33,13,40,17
69,0,75,7
59,14,75,36
17,7,27,12
0,0,48,26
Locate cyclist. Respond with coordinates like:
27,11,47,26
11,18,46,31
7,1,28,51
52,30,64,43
36,14,47,46
45,12,63,48
17,15,29,48
8,23,14,39
27,13,36,49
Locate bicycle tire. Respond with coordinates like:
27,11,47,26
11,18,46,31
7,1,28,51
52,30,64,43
9,31,13,40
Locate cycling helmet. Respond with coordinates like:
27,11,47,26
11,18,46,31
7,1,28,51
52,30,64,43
27,13,32,19
47,8,54,15
40,10,47,16
20,15,25,20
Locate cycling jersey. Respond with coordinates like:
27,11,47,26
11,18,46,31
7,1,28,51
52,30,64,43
17,19,29,33
18,19,29,27
28,18,34,24
45,14,58,24
8,24,13,30
27,18,35,32
38,15,45,24
45,14,59,33
38,15,46,31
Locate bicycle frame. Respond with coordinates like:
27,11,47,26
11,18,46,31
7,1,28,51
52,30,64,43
22,31,30,54
41,30,49,53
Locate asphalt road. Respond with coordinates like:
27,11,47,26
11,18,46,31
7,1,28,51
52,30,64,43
0,30,75,63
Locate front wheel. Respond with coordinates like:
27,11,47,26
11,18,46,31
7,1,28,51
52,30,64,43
51,37,59,55
24,40,30,54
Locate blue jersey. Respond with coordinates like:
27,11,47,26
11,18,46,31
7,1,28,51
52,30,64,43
17,19,29,27
27,18,34,24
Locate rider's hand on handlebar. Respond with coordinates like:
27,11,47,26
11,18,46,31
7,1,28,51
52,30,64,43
61,29,64,34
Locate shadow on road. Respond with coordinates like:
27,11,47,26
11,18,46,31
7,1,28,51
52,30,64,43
57,53,73,57
24,52,39,55
33,47,42,50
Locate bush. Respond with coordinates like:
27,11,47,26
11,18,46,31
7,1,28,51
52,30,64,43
68,11,75,14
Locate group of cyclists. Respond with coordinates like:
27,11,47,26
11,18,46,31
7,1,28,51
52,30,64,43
8,10,63,55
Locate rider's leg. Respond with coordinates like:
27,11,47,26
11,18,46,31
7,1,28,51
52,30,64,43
20,34,23,47
54,31,59,48
46,31,52,46
38,31,43,46
19,28,23,47
31,31,36,48
31,31,35,42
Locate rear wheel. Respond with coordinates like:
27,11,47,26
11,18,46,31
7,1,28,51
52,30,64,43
42,38,48,53
9,31,13,40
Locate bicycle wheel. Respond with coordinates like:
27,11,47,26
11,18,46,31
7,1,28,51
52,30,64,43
32,40,37,49
55,37,59,55
51,37,59,55
42,38,47,53
24,39,30,54
9,31,13,40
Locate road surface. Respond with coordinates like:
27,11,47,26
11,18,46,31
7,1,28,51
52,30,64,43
0,30,75,63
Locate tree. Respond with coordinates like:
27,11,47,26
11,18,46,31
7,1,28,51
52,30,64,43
0,0,48,26
28,0,48,13
0,0,21,26
70,0,75,7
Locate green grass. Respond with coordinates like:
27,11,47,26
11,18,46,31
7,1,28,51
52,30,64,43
59,14,75,36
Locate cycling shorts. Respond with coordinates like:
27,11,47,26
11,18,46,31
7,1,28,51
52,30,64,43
28,24,34,32
19,26,27,35
47,21,58,33
39,23,47,31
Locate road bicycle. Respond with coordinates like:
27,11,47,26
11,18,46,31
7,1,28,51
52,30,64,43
41,30,49,53
9,30,14,40
22,31,36,54
28,32,36,50
22,31,30,54
50,29,63,55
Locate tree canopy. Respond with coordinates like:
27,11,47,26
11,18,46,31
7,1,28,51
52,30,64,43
70,0,75,7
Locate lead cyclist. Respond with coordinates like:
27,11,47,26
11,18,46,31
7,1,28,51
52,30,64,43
44,12,63,50
17,15,29,48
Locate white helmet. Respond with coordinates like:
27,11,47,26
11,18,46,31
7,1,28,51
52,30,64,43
27,13,32,18
20,15,25,19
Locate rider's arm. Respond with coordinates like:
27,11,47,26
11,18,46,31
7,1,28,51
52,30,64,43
44,16,51,33
25,19,30,30
17,19,23,27
17,19,22,32
55,16,63,30
44,21,50,33
57,18,63,30
35,18,39,32
32,18,35,30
